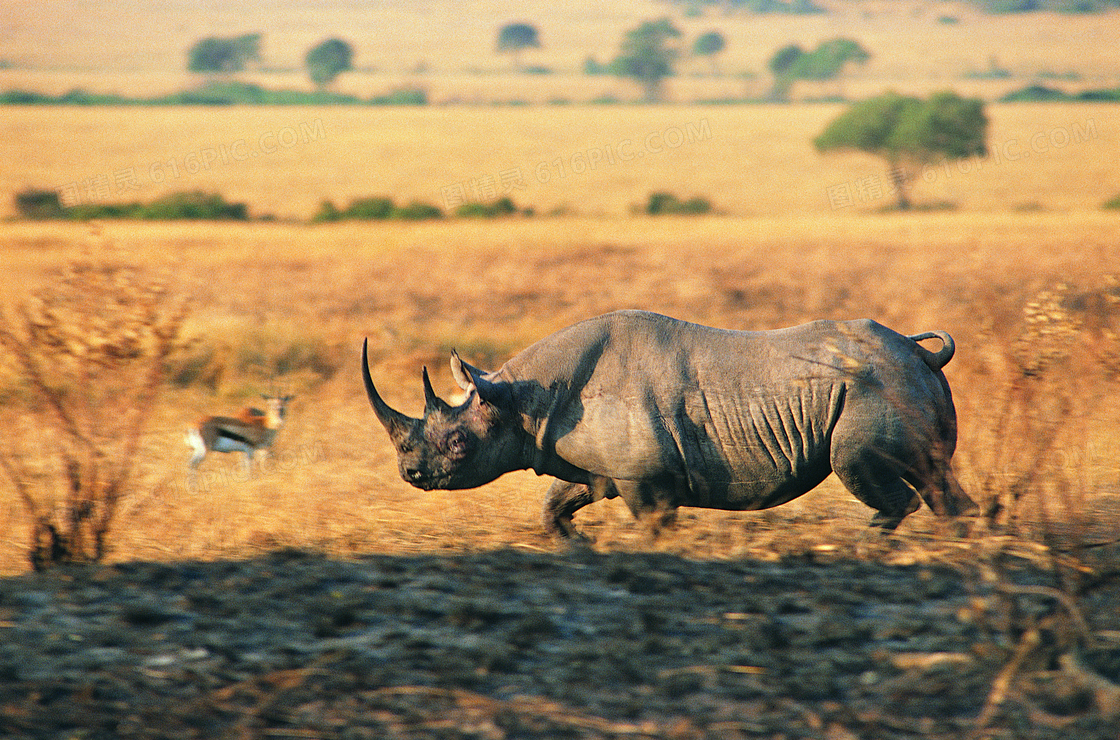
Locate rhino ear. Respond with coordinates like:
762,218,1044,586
450,350,506,407
450,350,482,392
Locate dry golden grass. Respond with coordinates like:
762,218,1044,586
1,213,1118,574
2,104,1117,221
2,14,1119,571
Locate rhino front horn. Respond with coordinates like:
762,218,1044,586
361,338,416,434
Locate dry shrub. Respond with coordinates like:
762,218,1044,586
965,281,1119,546
0,250,187,569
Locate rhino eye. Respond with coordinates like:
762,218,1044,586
444,430,469,458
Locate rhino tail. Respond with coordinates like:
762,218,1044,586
908,330,955,371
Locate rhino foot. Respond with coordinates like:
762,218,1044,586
542,480,599,542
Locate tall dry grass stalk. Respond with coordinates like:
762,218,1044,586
0,243,188,569
965,281,1118,548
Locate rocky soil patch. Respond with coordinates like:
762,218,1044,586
1,546,1119,739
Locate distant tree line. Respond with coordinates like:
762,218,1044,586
518,16,870,103
665,0,1120,11
181,22,869,103
182,22,1027,109
188,34,355,89
666,0,825,14
974,0,1120,11
13,188,719,223
15,190,249,221
7,78,1120,108
0,83,427,106
28,15,1116,107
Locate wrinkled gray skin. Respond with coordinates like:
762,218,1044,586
363,310,976,539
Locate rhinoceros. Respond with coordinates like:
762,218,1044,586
362,310,975,538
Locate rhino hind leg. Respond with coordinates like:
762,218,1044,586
832,451,923,531
867,496,922,530
909,465,978,541
913,466,978,519
610,477,681,538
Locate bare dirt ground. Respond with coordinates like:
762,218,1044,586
2,537,1119,739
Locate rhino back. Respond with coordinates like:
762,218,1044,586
499,311,951,506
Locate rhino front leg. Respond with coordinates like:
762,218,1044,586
543,479,608,540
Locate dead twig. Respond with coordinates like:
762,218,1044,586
973,627,1041,734
996,582,1097,651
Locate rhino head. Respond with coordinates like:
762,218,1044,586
361,340,527,490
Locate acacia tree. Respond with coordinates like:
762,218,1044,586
306,38,354,89
767,44,804,101
693,31,726,76
611,18,682,103
188,34,261,73
767,38,870,101
815,91,988,210
496,22,541,71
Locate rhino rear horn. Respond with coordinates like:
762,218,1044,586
422,367,452,414
362,338,416,434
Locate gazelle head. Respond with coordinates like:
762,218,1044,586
260,393,294,430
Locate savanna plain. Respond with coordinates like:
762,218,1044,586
2,99,1120,738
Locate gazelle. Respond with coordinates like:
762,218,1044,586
186,394,294,485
